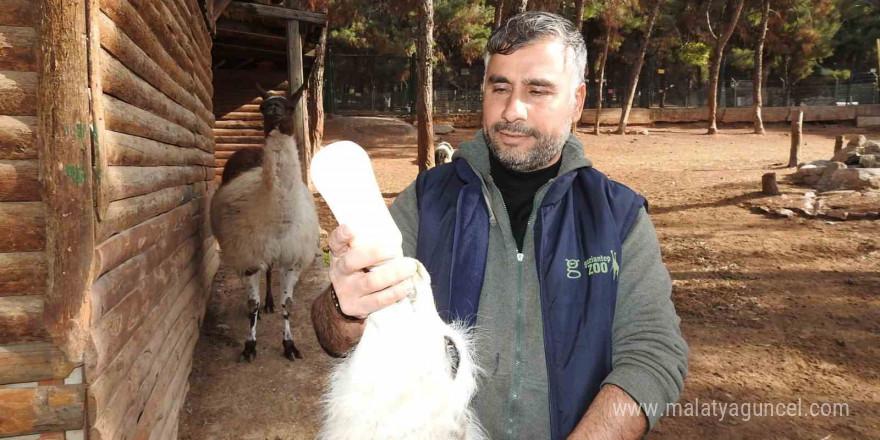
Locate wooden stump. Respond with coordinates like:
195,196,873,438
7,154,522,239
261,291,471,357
762,172,780,195
834,135,845,154
788,110,803,168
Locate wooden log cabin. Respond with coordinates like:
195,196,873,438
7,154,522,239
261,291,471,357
0,1,325,438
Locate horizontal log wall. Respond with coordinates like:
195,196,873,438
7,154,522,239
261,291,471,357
212,69,288,183
0,9,58,438
86,0,218,439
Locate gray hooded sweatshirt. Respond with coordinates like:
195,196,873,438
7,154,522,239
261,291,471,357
389,131,688,439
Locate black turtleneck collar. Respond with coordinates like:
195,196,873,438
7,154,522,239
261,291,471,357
488,150,562,252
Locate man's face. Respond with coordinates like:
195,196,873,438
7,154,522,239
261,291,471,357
482,38,586,172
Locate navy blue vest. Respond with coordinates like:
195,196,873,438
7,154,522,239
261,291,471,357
415,158,646,439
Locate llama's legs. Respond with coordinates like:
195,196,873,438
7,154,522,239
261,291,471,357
240,267,262,362
279,266,303,360
263,268,275,314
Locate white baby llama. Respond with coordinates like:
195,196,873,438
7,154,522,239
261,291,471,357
210,80,318,362
434,140,454,165
319,261,484,440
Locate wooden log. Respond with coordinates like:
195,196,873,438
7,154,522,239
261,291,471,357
227,1,327,24
97,12,213,128
98,0,206,110
0,116,36,160
0,251,46,296
0,342,76,385
88,267,200,438
0,71,37,116
0,295,47,344
834,135,845,154
0,0,36,26
104,165,206,201
0,202,45,252
215,103,261,113
87,264,199,420
788,110,803,167
214,120,263,130
761,172,780,195
217,111,263,121
88,0,110,220
0,160,40,202
0,25,37,71
89,244,198,378
215,143,264,151
94,197,198,276
164,0,211,67
105,131,213,167
136,351,193,440
214,158,228,168
213,128,264,137
0,384,84,436
103,95,197,149
91,228,197,319
101,50,212,140
38,0,95,361
96,183,200,242
150,0,213,100
214,150,240,160
215,135,264,144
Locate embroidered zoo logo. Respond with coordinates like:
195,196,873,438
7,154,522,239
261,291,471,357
566,251,620,280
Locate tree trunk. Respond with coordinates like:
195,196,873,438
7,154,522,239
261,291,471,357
308,23,327,156
594,31,610,135
706,0,745,134
788,110,802,167
617,0,661,134
753,0,770,135
417,0,434,171
494,0,505,28
571,0,586,133
514,0,528,15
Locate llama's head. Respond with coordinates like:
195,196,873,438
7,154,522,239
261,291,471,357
256,80,308,136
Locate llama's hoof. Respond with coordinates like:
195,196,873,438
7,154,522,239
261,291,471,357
263,300,275,314
283,339,302,361
239,340,257,362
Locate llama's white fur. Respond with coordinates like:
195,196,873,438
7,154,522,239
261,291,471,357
210,130,318,275
319,261,485,440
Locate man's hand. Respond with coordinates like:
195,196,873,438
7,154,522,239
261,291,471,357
328,224,418,319
567,385,648,440
312,224,418,356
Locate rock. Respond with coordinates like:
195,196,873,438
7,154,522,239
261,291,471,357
799,160,830,169
847,135,866,148
831,144,859,163
863,141,880,156
775,208,795,219
818,167,880,191
825,209,849,220
792,166,827,185
859,155,878,168
434,124,456,135
637,128,650,135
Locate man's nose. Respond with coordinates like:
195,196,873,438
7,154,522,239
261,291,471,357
501,94,527,123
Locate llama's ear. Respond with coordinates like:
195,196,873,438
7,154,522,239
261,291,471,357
255,82,270,100
289,61,317,102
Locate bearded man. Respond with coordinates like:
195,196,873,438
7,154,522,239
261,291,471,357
312,11,689,440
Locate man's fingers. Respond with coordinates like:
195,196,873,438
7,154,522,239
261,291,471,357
357,258,418,294
336,245,402,275
328,225,353,257
366,279,415,312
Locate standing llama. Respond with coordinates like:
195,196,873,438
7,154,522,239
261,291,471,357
210,80,319,362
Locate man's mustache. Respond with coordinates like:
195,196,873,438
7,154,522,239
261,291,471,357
492,121,538,138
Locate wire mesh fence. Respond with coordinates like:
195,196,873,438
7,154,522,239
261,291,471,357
325,54,879,115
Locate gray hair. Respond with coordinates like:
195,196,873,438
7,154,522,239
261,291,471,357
484,12,587,90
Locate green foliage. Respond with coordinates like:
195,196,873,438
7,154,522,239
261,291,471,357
677,41,710,68
729,47,755,70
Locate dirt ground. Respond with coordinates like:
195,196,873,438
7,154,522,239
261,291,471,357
179,118,879,440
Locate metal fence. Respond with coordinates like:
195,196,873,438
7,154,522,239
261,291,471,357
325,53,879,114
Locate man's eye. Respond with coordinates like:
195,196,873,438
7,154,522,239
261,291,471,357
492,87,509,93
530,89,550,96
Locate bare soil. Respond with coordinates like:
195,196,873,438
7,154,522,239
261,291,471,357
180,118,880,440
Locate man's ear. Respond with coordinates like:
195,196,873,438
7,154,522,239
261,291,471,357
572,82,587,122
